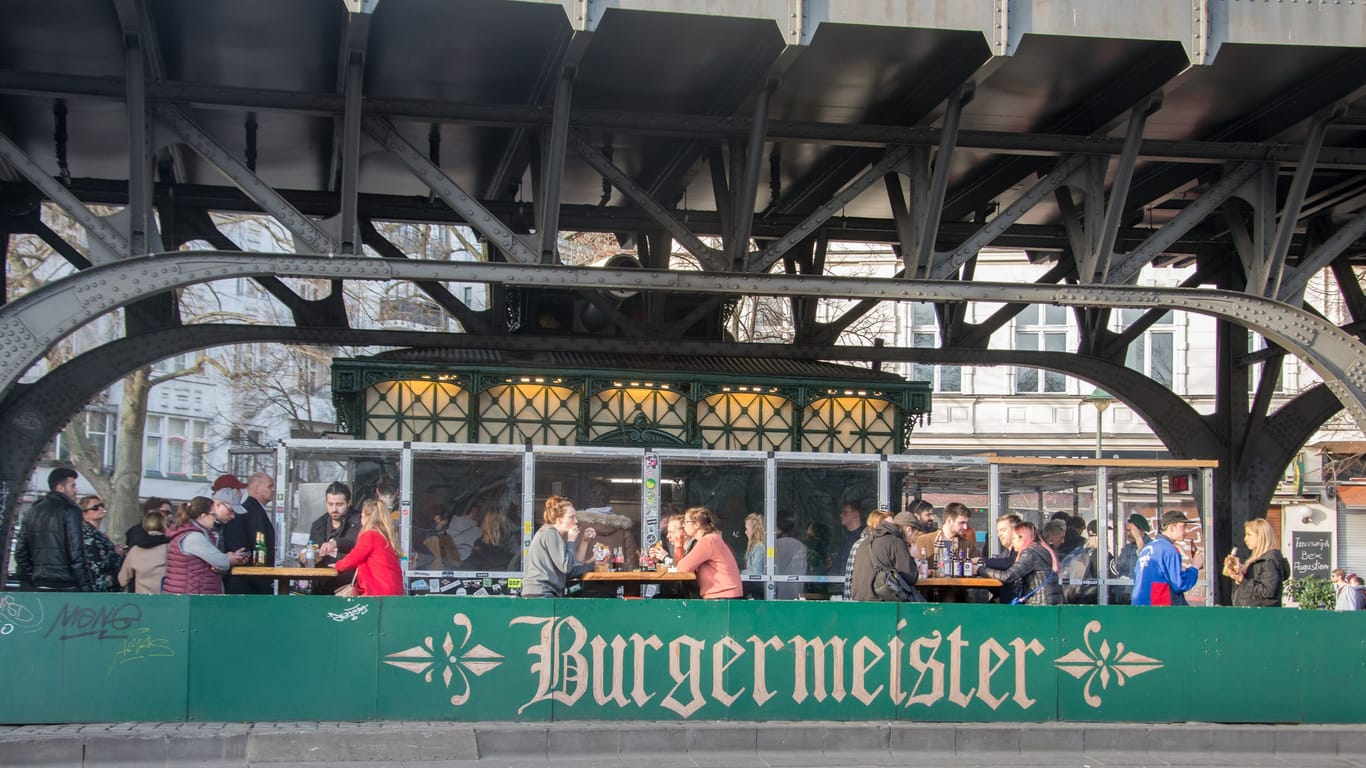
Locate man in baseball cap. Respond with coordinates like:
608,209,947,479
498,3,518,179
1131,510,1205,606
211,487,249,518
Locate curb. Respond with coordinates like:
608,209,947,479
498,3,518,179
0,722,1363,765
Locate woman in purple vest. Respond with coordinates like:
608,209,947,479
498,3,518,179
163,494,250,595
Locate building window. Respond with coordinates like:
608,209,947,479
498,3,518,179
908,303,960,393
54,410,117,470
144,415,210,480
1121,309,1175,387
1014,304,1067,393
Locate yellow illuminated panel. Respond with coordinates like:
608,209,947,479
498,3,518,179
698,392,793,451
364,380,468,441
801,396,896,454
588,387,688,443
479,384,580,445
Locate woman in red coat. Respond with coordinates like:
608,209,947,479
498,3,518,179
333,499,405,596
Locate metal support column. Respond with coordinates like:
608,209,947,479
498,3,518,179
1096,95,1160,282
338,52,364,254
539,67,575,263
1095,465,1109,605
912,84,970,279
124,30,150,257
729,81,773,268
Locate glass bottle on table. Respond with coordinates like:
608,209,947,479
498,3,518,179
253,531,267,566
304,539,316,568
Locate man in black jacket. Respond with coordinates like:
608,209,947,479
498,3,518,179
15,467,93,591
221,472,278,594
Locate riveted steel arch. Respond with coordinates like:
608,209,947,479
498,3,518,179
3,251,1366,434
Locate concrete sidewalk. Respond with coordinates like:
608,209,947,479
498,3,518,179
1,721,1363,767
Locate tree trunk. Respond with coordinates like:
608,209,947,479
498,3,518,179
108,367,152,538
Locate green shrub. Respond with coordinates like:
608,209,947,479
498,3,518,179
1284,575,1334,610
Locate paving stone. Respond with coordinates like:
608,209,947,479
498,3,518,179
686,724,756,753
82,733,169,766
887,724,956,754
617,724,688,754
166,731,250,766
1337,729,1366,757
0,738,85,767
474,726,547,757
1274,728,1338,754
1019,724,1083,752
817,723,888,753
955,724,1021,753
246,730,334,762
1211,726,1275,754
1082,725,1150,754
1148,725,1214,753
755,723,827,752
546,724,621,756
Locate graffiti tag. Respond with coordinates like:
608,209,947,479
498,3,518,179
328,604,369,622
44,601,142,641
114,627,176,664
0,593,44,636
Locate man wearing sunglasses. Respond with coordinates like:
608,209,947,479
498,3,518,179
15,467,93,592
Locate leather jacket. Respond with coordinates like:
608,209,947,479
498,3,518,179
15,491,93,591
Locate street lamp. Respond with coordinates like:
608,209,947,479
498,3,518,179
1082,388,1116,459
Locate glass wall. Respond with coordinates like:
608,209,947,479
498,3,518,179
773,454,880,597
277,441,1213,602
655,450,766,596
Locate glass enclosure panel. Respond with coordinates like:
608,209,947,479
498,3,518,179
774,456,879,596
889,459,993,559
533,450,643,568
284,446,401,564
1109,470,1205,605
657,455,765,595
408,449,525,576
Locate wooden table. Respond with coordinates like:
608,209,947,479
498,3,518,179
577,570,698,598
231,566,337,595
916,575,1002,603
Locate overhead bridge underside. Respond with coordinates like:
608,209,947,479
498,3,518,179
2,1,1366,585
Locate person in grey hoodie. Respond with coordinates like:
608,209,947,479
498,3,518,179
521,496,595,597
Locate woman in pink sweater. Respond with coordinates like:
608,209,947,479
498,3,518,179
676,507,743,599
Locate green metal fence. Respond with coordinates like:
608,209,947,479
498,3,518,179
1,593,1362,724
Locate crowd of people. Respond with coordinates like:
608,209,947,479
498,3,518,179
12,467,405,597
14,465,1366,609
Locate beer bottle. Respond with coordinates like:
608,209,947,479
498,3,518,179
254,531,267,566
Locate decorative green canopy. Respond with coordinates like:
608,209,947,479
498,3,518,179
333,353,931,454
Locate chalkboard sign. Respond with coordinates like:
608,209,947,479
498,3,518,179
1291,531,1332,579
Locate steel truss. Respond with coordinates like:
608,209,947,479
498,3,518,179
4,0,1366,600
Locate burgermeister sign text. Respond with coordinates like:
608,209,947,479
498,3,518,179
509,615,1045,718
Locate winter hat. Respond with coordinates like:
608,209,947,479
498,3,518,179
1128,513,1151,533
212,473,247,491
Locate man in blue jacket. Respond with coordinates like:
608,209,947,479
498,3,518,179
1132,509,1205,605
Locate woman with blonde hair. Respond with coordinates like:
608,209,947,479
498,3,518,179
743,513,766,576
1225,517,1288,607
118,509,169,594
675,507,743,599
333,499,405,596
522,496,596,597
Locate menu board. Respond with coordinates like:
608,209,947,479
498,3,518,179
1291,531,1332,579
